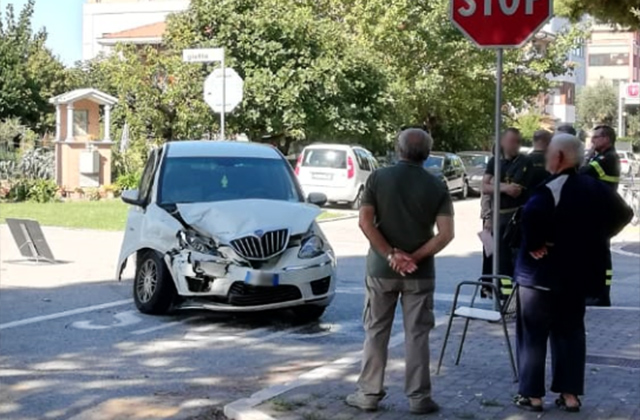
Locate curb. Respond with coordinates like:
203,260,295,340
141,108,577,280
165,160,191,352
318,214,358,224
611,243,640,258
223,314,450,420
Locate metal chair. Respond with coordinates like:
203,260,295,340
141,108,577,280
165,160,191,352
436,275,518,381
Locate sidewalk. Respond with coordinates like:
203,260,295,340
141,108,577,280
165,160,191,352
248,308,640,420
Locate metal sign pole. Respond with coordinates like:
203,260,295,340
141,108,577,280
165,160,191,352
492,48,503,311
221,51,226,140
618,84,624,137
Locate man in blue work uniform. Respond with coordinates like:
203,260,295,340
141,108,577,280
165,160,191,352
513,134,632,413
579,125,621,307
482,128,532,298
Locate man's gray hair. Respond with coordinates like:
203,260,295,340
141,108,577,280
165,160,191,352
551,133,585,166
397,129,433,163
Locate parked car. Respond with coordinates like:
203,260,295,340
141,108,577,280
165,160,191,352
423,152,469,199
458,151,491,196
117,141,336,321
294,143,378,209
618,151,640,176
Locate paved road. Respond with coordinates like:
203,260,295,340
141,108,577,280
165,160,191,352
0,198,638,420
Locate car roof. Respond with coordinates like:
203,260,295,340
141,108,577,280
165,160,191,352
303,143,364,151
429,151,455,157
164,141,282,159
458,151,491,155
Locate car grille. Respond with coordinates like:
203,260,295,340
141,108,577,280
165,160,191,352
230,229,289,261
228,282,302,307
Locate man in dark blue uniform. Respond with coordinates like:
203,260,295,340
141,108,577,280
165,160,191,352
513,134,632,413
528,130,552,189
482,128,532,298
579,125,621,307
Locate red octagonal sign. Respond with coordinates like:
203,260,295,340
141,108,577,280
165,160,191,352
451,0,553,48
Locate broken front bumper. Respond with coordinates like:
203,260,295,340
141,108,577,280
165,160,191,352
167,247,336,312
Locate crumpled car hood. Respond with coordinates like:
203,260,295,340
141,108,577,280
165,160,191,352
176,199,321,242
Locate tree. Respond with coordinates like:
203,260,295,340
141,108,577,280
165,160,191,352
164,0,392,153
556,0,640,29
0,0,68,134
315,0,584,151
576,81,618,128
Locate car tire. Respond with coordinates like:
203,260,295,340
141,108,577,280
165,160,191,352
292,305,327,323
457,181,469,200
350,188,363,210
133,250,176,315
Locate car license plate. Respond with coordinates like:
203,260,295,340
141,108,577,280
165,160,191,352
312,172,333,181
244,271,279,286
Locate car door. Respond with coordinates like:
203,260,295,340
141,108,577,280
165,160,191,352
116,148,162,278
443,156,456,191
453,156,465,190
353,148,372,186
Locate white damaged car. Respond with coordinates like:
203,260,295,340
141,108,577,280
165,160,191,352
116,141,336,321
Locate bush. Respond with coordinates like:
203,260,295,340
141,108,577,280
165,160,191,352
116,172,141,191
7,179,57,203
19,148,54,180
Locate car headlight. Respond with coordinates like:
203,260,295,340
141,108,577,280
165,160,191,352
298,235,325,259
178,230,217,254
471,174,483,181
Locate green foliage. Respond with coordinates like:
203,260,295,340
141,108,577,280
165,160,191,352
7,178,57,203
556,0,640,29
512,113,545,144
18,147,54,180
576,81,618,128
0,1,68,134
116,172,142,191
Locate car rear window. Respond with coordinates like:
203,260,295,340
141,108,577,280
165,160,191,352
301,149,347,169
424,156,444,169
461,155,488,168
158,157,302,204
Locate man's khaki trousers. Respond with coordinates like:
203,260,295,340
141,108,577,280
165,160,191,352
357,276,435,405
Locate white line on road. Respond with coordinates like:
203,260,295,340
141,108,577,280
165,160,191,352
0,299,133,331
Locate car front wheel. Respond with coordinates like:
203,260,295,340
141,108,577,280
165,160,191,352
133,250,176,315
457,180,469,200
292,305,327,323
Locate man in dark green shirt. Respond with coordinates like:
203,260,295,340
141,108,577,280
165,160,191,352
346,129,454,415
528,130,552,189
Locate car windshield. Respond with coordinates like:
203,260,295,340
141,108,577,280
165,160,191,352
423,156,444,169
158,156,302,204
302,149,347,169
461,154,489,168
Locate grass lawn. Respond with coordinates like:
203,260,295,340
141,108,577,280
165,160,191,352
0,200,344,231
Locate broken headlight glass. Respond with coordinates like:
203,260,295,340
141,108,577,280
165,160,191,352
298,235,325,259
178,230,217,254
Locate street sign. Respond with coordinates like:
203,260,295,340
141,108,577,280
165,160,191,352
204,68,244,114
183,48,224,63
623,82,640,105
451,0,553,48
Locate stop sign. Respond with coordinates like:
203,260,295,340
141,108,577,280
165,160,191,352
451,0,553,48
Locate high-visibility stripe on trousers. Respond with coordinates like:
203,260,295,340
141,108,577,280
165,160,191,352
500,277,513,297
606,270,613,286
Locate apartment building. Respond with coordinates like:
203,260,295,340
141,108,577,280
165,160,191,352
540,17,587,124
586,24,640,86
82,0,189,61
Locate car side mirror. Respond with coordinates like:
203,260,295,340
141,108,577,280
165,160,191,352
307,192,328,207
121,189,146,207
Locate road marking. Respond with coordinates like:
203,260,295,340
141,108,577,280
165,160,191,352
131,316,204,335
71,310,142,330
0,299,133,331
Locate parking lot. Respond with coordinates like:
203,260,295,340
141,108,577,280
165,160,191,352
1,199,639,420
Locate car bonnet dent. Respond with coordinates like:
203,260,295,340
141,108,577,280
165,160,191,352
176,199,321,241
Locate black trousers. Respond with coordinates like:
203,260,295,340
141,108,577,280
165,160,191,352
586,245,612,307
516,286,586,398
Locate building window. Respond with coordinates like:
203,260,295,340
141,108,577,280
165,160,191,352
588,53,630,66
73,110,89,137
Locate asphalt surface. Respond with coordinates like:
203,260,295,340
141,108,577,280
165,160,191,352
0,199,638,420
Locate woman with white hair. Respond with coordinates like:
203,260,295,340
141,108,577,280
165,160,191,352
513,134,632,413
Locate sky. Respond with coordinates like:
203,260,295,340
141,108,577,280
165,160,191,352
2,0,85,66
